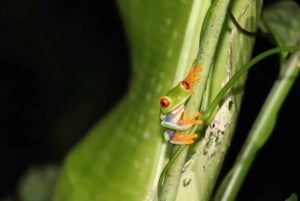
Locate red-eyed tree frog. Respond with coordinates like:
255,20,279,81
159,63,203,144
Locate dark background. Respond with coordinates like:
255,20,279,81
0,0,299,200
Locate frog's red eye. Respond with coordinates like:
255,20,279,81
159,97,170,108
181,80,190,90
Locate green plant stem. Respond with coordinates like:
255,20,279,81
158,0,231,200
214,47,300,201
158,145,187,201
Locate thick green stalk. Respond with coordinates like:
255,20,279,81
158,0,231,200
175,1,261,200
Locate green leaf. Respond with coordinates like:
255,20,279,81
18,165,59,201
260,1,300,46
286,193,298,201
52,0,261,200
52,1,209,201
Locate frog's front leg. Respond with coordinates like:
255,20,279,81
179,109,203,125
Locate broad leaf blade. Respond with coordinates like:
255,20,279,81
52,1,209,201
261,1,300,46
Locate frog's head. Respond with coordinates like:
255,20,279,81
159,80,192,114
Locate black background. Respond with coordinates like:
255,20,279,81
0,0,299,200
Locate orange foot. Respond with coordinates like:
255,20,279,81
179,109,203,125
186,61,203,92
171,131,198,144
